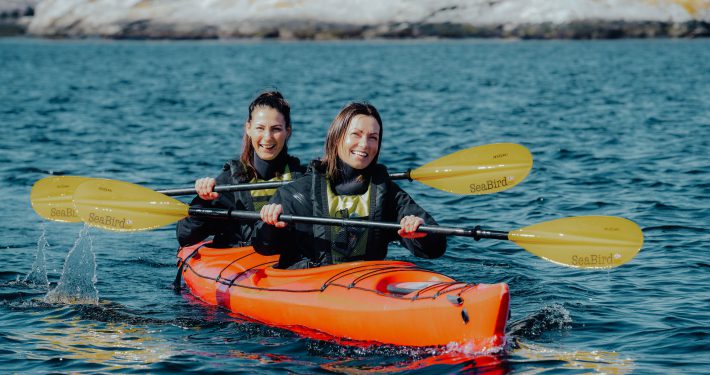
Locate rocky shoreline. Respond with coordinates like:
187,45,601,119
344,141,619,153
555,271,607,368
241,20,710,40
24,22,710,39
3,19,709,40
1,2,709,40
0,21,26,37
0,6,33,37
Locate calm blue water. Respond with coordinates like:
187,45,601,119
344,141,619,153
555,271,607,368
1,37,708,374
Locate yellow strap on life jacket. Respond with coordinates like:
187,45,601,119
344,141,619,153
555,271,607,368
326,180,371,263
326,180,370,219
250,165,292,212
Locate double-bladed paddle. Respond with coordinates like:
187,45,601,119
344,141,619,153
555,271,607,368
30,143,533,222
67,178,643,269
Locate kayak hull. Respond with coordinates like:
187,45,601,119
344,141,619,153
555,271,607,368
177,242,509,349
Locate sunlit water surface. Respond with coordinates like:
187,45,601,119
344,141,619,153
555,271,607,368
1,38,708,374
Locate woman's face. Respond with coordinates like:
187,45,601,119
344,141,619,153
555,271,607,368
337,115,380,170
246,106,290,161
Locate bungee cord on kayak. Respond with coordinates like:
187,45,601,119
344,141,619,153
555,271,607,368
178,245,473,299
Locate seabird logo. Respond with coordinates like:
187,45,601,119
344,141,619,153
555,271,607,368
469,178,508,193
88,213,127,229
571,253,618,266
50,207,77,218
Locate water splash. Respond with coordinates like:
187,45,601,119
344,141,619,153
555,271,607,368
23,224,50,289
507,304,573,340
44,226,99,305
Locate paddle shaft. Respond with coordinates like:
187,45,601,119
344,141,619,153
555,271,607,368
156,171,412,196
68,178,643,268
158,181,289,196
188,207,509,241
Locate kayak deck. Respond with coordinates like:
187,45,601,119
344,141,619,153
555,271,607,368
177,242,509,350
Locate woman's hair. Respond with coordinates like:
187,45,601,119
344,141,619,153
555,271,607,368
321,102,383,180
240,91,291,180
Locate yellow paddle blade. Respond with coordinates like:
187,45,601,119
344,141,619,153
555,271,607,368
73,179,189,232
509,216,643,268
30,176,95,222
410,143,533,195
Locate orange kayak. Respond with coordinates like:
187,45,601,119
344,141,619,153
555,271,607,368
177,242,509,350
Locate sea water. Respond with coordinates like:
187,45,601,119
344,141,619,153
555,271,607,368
0,37,708,374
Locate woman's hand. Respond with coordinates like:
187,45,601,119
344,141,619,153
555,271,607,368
260,203,288,228
398,215,427,239
195,177,218,200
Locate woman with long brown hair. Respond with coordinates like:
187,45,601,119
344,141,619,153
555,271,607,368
177,91,306,247
254,102,446,269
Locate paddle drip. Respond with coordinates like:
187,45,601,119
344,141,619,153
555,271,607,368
44,225,99,305
24,224,50,289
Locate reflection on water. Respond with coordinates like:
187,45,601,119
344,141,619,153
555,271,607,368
321,352,505,374
225,349,298,366
27,314,175,370
317,341,633,374
181,282,628,373
509,341,634,374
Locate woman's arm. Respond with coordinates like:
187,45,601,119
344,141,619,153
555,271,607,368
391,183,447,259
176,170,236,246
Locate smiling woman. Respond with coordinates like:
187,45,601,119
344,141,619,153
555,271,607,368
255,102,447,269
245,107,291,161
326,105,382,175
176,91,307,248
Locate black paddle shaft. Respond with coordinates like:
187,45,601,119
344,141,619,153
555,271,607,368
156,171,412,196
158,181,289,196
187,207,509,241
